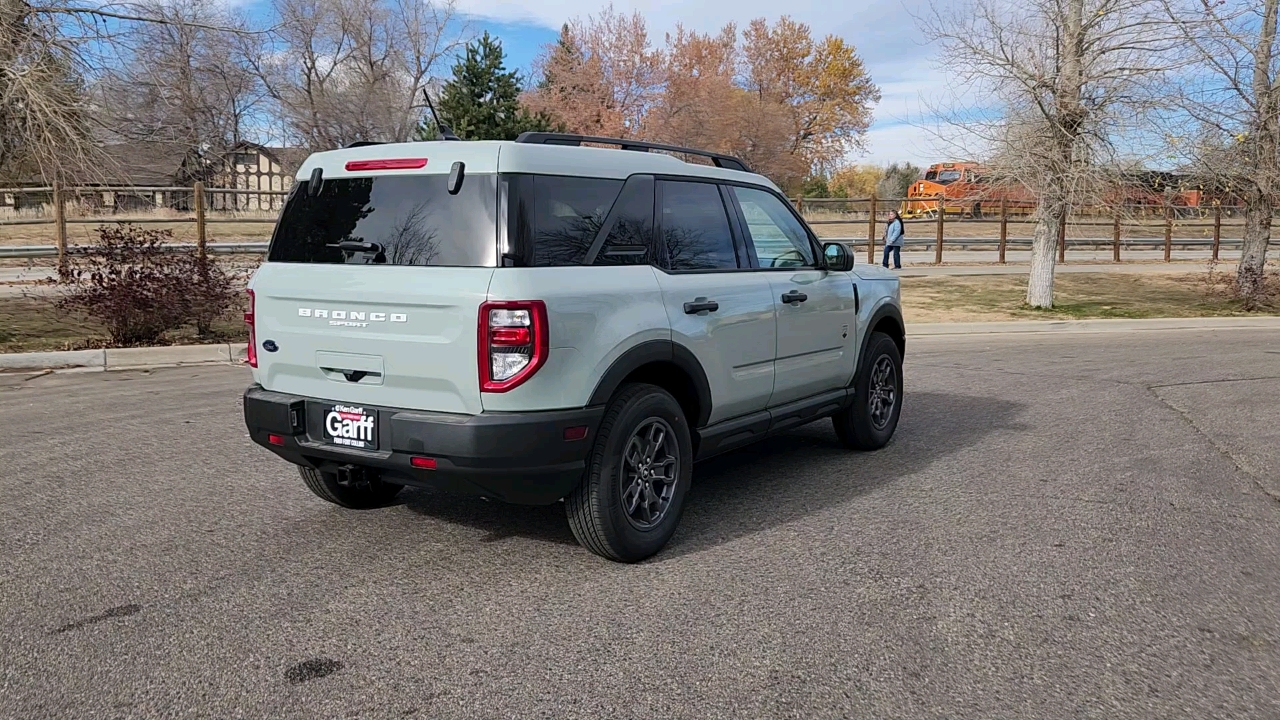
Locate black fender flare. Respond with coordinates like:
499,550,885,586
587,339,714,428
857,303,906,376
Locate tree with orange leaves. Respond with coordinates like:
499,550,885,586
524,12,879,192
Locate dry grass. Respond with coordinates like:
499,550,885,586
0,220,274,247
0,293,247,354
902,271,1279,323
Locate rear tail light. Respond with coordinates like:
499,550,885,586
410,456,437,470
479,300,548,392
245,289,257,368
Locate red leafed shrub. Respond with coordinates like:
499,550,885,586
53,224,243,346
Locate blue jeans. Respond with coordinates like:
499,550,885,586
882,244,901,269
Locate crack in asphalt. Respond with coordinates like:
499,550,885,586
1148,376,1280,389
1148,385,1280,506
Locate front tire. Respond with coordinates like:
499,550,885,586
298,466,403,509
833,331,903,450
566,383,693,562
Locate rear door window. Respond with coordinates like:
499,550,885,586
268,174,498,266
529,176,622,266
659,181,740,271
593,176,656,266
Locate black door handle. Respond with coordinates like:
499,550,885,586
781,290,808,304
683,299,719,314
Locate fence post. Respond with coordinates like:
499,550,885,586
1057,210,1066,264
1112,214,1121,263
934,196,945,264
796,196,804,214
867,193,877,265
998,196,1008,264
1212,203,1221,262
53,180,67,273
194,181,207,264
1163,204,1173,262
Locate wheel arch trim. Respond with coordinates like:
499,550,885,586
586,339,714,428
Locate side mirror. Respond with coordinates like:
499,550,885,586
823,242,854,272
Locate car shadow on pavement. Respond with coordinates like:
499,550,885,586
660,391,1028,560
395,391,1026,555
399,489,580,546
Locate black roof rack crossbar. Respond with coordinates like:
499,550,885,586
345,140,385,148
515,132,751,173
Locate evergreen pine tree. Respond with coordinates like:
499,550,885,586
420,32,558,141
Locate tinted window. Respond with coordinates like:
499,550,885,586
660,181,739,271
268,174,497,266
531,176,621,266
732,186,816,269
594,176,655,266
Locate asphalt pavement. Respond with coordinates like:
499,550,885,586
2,328,1280,718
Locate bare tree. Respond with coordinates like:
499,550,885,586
1159,0,1279,306
255,0,463,150
1,1,262,183
921,0,1173,307
95,2,267,164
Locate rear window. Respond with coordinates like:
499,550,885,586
267,174,498,266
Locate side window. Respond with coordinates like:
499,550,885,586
594,176,656,266
530,176,622,266
731,186,816,269
660,181,739,271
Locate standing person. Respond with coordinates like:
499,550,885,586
882,209,904,269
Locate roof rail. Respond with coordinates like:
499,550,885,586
514,132,751,173
345,141,384,148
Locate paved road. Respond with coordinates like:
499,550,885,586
2,329,1280,718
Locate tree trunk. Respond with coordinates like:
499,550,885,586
1238,187,1272,308
1026,202,1063,308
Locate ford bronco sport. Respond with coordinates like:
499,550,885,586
243,133,905,562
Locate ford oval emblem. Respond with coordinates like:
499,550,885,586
262,340,279,353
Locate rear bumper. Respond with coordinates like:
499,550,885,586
243,385,603,505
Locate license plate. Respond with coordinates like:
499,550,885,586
322,404,378,449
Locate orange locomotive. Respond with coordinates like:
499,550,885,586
901,162,1036,219
902,162,1224,219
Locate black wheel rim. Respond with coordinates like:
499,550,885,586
619,418,679,529
868,355,897,430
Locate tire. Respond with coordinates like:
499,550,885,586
566,383,694,562
298,466,403,509
833,331,903,451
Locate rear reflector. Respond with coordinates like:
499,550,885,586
267,433,284,446
410,456,437,470
563,426,589,441
344,158,428,171
491,327,531,346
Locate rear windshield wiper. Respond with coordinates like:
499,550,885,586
328,240,383,253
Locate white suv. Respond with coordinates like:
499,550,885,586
243,133,905,562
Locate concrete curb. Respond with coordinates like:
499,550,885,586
2,316,1277,371
909,316,1280,337
0,343,249,372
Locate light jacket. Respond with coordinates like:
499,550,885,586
884,218,904,247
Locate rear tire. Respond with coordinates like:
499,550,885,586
566,383,693,562
298,466,403,509
833,331,903,451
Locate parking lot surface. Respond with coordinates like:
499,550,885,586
2,328,1279,718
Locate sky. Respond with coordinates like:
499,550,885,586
234,0,950,167
460,0,948,168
